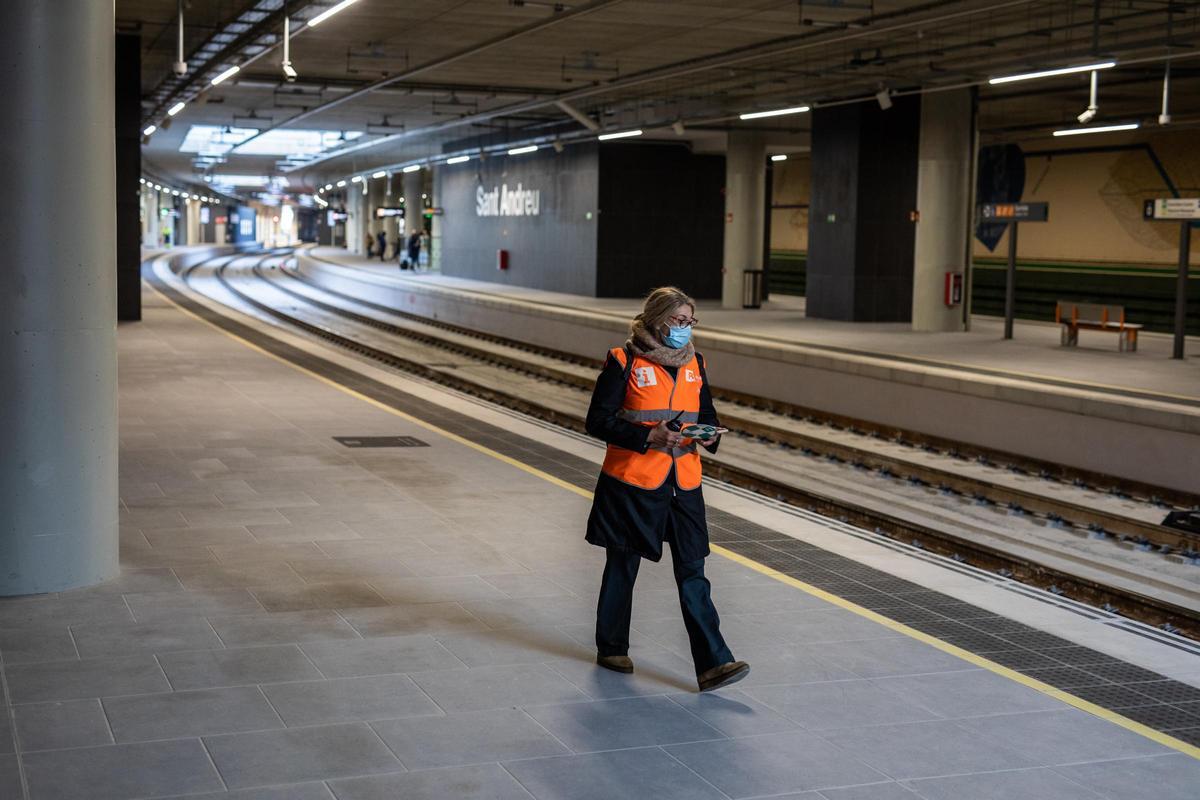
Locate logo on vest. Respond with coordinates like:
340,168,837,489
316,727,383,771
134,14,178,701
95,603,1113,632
684,368,697,383
633,367,657,388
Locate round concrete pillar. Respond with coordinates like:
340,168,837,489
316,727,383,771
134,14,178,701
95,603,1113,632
912,88,976,332
722,132,767,309
0,0,119,594
403,170,424,238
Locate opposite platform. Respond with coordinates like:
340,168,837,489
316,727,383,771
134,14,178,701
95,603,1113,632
293,246,1200,494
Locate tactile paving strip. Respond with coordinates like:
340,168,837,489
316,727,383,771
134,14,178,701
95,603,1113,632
151,268,1200,748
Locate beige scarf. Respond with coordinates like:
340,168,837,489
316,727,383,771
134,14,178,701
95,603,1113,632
626,319,695,368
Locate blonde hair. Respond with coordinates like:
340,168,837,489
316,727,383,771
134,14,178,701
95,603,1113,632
633,286,695,338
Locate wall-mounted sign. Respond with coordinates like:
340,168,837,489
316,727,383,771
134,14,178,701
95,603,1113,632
327,210,348,225
374,206,406,219
239,218,253,237
424,207,444,216
199,207,210,225
978,202,1049,222
215,216,228,225
476,183,541,217
1143,198,1200,221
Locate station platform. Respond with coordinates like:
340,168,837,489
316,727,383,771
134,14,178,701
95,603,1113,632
0,252,1196,800
293,247,1200,495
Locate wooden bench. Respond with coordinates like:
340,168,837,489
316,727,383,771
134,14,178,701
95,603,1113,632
1055,300,1142,352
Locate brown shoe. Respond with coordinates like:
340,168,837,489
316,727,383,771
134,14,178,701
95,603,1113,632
697,660,750,692
597,654,634,674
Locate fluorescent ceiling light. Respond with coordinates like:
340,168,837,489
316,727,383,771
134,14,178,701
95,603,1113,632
740,105,809,120
771,154,788,161
167,101,187,117
1052,122,1139,137
336,179,347,187
208,174,285,187
402,164,421,173
142,125,157,136
234,129,362,157
139,178,146,184
171,190,180,195
598,129,642,141
307,0,361,27
351,175,363,182
508,145,538,155
324,183,333,190
179,125,259,156
371,170,387,179
990,61,1116,85
446,155,470,164
211,65,240,86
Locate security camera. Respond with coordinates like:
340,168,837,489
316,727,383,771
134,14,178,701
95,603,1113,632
282,62,298,82
671,120,685,136
1159,112,1171,126
1077,106,1097,124
173,60,188,76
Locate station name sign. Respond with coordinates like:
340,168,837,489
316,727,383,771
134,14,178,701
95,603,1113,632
1143,198,1200,221
476,183,541,217
374,206,405,219
978,202,1049,222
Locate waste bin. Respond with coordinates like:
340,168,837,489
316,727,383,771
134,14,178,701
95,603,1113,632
742,269,765,309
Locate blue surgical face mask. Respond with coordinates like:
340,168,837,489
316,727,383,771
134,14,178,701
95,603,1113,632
663,325,692,349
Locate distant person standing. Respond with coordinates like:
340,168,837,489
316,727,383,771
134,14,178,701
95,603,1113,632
364,232,374,257
376,230,388,262
407,230,422,270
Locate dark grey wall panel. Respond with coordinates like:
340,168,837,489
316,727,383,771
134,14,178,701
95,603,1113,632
808,97,921,322
115,32,141,321
807,105,862,320
435,145,599,295
596,143,725,299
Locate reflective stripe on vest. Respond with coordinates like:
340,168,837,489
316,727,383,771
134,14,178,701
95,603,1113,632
601,347,704,491
617,408,701,424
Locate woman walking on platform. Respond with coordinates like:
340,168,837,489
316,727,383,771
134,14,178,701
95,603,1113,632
584,286,749,692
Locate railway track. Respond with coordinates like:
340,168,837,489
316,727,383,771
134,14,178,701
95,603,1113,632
174,251,1200,638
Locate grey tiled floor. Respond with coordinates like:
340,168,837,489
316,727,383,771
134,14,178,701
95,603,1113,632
0,288,1194,800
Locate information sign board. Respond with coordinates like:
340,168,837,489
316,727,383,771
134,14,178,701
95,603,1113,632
1142,198,1200,221
978,202,1049,222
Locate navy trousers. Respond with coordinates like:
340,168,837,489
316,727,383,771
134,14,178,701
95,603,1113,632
595,541,734,676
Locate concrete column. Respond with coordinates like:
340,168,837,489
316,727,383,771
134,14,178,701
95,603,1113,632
346,185,364,255
0,0,119,594
403,169,424,238
912,89,975,332
367,177,386,257
721,132,766,309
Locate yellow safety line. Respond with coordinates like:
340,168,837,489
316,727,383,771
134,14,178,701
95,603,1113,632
712,545,1200,759
148,279,1200,761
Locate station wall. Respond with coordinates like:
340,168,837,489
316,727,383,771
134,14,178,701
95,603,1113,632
435,142,725,298
435,144,600,295
770,129,1199,269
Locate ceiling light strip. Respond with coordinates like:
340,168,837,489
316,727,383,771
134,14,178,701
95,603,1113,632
306,0,362,28
739,105,810,120
597,129,642,141
1052,122,1139,137
989,61,1116,85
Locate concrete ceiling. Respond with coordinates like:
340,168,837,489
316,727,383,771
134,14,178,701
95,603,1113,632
120,0,1200,195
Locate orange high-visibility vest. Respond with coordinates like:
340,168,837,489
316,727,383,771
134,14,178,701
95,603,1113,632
601,347,704,490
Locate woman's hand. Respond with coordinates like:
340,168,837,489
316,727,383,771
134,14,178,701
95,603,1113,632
646,421,682,449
